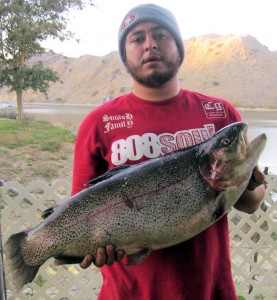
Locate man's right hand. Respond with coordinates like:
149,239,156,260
80,245,125,268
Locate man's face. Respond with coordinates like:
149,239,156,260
124,22,182,87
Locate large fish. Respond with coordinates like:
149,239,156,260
5,122,267,290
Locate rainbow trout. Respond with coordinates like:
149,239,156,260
5,122,267,290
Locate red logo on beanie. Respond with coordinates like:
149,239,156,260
122,14,138,29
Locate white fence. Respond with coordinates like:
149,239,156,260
0,176,276,300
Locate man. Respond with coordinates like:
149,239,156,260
72,4,265,299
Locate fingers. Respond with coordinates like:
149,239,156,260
247,166,265,190
80,245,125,269
94,246,109,267
80,254,94,269
253,166,266,185
105,245,116,266
116,249,126,262
95,245,125,267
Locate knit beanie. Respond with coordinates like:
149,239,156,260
118,3,185,64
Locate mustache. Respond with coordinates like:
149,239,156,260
142,52,163,64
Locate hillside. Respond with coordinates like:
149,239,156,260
180,35,277,107
0,34,276,108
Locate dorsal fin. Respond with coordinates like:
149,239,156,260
41,202,64,219
41,206,55,219
85,165,130,186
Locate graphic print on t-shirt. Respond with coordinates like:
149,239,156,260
202,100,226,119
110,124,215,165
103,113,134,133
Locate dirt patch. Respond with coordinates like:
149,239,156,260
0,143,74,185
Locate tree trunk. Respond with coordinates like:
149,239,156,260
16,89,23,120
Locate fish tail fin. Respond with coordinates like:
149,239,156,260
4,231,40,291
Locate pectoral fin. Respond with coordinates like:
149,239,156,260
212,185,244,221
212,192,226,221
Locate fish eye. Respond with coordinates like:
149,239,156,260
222,138,230,146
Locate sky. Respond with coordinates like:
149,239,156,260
42,0,277,58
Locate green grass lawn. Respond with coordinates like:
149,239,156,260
0,119,75,151
0,119,76,184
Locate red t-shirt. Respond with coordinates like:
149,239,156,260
72,89,241,300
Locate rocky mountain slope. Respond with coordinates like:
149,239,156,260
1,34,276,108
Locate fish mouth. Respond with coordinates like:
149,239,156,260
200,122,249,191
209,129,247,179
210,160,223,180
196,121,266,193
207,125,266,191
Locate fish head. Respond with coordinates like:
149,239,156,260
197,122,267,192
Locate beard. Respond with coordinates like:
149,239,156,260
125,54,181,88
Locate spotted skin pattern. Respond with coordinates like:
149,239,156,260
4,122,267,290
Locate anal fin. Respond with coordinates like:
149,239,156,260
126,248,151,266
54,255,84,265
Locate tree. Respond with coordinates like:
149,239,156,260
0,0,94,119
